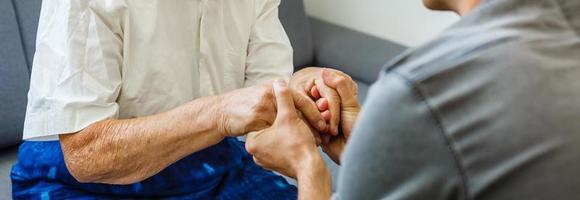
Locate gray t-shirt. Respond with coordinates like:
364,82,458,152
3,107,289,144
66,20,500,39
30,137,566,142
335,0,580,199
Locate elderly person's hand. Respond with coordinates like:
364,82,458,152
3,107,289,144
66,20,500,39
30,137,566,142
216,83,327,138
245,80,324,178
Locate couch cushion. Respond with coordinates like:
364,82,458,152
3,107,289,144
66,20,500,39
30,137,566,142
0,146,18,199
13,0,42,70
0,0,30,148
279,0,315,68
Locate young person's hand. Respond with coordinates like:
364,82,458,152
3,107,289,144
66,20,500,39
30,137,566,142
291,68,340,135
316,69,361,164
245,80,324,178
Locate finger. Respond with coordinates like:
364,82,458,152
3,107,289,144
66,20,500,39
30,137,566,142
322,134,331,145
310,85,321,99
253,156,267,168
315,78,341,136
316,98,329,111
273,80,297,120
306,120,323,146
321,110,331,122
322,69,361,109
244,132,261,155
314,133,322,146
309,125,322,146
292,90,327,132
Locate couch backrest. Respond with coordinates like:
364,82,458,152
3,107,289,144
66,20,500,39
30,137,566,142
0,0,41,148
279,0,315,68
13,0,42,71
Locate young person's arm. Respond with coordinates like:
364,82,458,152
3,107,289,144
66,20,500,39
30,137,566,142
336,72,462,199
246,76,358,199
296,151,333,200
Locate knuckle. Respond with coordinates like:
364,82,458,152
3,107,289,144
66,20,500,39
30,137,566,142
256,85,272,99
353,84,359,95
294,94,309,107
245,142,258,155
337,70,353,80
277,87,292,96
336,76,350,85
252,157,263,166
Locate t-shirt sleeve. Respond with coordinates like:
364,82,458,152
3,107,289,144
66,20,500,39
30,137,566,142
23,0,125,140
334,71,466,199
243,0,293,87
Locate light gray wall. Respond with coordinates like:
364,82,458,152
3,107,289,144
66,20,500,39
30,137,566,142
304,0,459,46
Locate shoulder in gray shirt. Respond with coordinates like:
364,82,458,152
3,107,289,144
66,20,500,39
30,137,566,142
336,0,580,199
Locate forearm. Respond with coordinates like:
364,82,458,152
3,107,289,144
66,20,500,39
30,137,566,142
297,152,333,200
59,95,225,185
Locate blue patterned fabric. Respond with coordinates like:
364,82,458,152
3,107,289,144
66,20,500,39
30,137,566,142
11,138,296,199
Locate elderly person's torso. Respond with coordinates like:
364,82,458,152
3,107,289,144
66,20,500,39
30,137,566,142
13,0,299,198
24,0,292,140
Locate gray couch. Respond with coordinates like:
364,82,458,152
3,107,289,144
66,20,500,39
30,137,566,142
0,0,406,197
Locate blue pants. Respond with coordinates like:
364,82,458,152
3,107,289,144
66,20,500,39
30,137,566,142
11,138,296,199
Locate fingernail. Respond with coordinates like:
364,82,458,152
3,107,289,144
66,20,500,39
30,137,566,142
273,79,285,91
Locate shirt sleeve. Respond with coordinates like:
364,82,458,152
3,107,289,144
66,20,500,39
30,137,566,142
243,0,294,87
334,72,467,199
23,0,125,140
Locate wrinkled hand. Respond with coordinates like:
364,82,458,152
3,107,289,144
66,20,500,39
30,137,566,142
246,80,322,178
217,84,327,137
315,69,361,164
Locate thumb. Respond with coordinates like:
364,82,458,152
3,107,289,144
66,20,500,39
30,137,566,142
322,69,360,109
273,79,297,120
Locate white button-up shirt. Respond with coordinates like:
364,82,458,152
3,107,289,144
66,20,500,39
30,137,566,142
23,0,293,140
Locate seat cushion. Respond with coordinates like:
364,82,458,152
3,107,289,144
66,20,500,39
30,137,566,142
278,0,315,68
0,146,18,199
0,0,30,148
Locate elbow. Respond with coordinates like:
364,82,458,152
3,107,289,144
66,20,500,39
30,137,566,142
59,133,106,184
60,135,140,185
63,152,141,185
62,152,104,184
59,124,147,185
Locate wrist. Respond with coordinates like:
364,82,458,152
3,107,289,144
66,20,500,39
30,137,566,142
296,148,329,180
177,95,226,147
296,149,333,199
212,94,230,138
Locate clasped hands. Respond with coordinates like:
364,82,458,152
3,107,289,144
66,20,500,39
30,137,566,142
221,67,361,179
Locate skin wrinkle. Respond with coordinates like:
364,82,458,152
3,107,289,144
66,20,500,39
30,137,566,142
59,70,329,185
60,95,226,184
